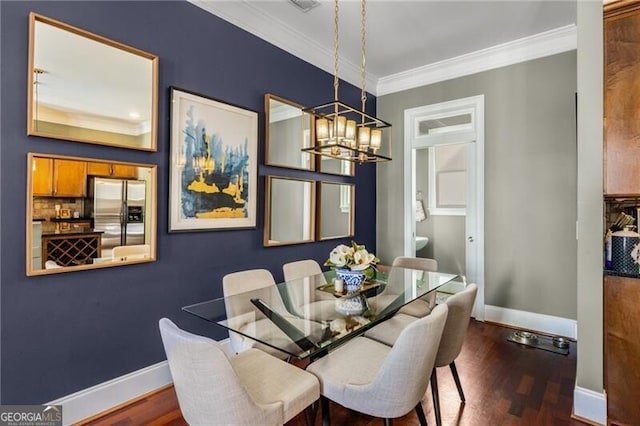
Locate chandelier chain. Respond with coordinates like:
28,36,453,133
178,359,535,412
333,0,340,101
360,0,367,111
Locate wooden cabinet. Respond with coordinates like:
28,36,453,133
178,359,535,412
604,2,640,195
87,162,137,179
53,159,86,196
605,275,640,425
32,157,53,196
32,158,86,197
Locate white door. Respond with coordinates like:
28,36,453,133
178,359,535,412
403,95,485,319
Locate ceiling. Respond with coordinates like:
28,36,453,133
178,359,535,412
189,0,577,95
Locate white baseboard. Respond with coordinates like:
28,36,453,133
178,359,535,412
47,361,172,426
484,305,577,339
573,386,606,425
48,338,232,425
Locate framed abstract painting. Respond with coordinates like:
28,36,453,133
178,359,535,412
169,87,257,231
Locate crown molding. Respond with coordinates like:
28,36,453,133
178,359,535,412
188,0,378,95
376,24,577,97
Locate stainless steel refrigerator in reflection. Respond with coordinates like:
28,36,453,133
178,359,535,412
88,177,146,256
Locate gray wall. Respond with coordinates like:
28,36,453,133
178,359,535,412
576,1,603,395
378,51,578,319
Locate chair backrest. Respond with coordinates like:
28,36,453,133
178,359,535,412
283,259,323,282
222,269,289,353
392,256,438,272
435,283,478,367
223,268,276,296
282,260,329,314
158,318,270,425
350,304,448,417
112,244,150,260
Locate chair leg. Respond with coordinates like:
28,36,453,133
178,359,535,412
415,402,428,426
321,395,331,426
430,369,442,426
384,418,393,426
449,361,466,403
305,401,318,426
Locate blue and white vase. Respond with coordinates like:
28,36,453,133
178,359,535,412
336,268,366,293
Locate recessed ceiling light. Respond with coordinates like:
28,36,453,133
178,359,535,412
289,0,320,13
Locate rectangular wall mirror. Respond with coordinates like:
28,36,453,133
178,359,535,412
264,94,314,170
317,181,355,240
27,153,157,276
27,12,159,151
264,176,315,247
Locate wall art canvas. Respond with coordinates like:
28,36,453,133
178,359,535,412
169,87,257,231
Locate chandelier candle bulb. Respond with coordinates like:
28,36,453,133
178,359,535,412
335,116,347,139
345,120,357,142
317,118,330,142
370,129,382,149
358,126,370,147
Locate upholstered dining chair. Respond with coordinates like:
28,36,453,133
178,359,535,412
393,256,438,318
112,244,150,261
364,256,438,319
365,284,478,426
223,268,323,359
306,304,449,426
282,259,341,321
159,318,320,426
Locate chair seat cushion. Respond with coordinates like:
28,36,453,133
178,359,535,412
306,336,390,407
363,313,418,347
232,348,320,423
397,292,436,318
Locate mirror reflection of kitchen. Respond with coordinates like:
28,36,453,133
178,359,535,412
27,153,156,275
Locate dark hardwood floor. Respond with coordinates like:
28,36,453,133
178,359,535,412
80,320,588,426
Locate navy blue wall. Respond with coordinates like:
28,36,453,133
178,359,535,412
0,1,376,404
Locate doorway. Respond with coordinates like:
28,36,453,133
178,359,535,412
403,95,485,319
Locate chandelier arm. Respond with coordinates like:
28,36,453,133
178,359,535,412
360,0,367,114
333,0,340,102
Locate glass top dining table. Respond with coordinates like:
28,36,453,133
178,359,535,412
182,266,463,360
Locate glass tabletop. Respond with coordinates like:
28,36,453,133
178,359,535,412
182,266,463,360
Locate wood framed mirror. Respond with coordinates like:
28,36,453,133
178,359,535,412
263,176,315,247
317,181,355,240
264,94,314,170
27,12,159,151
27,152,157,276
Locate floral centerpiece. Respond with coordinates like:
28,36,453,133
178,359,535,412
325,241,379,293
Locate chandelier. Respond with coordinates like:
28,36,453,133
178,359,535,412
302,0,391,164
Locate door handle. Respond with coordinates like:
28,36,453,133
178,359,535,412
468,236,474,242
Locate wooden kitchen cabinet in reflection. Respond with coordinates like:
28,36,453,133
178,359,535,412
87,162,137,179
32,158,86,197
604,3,640,195
605,274,640,424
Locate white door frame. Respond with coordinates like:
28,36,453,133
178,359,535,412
403,95,485,320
